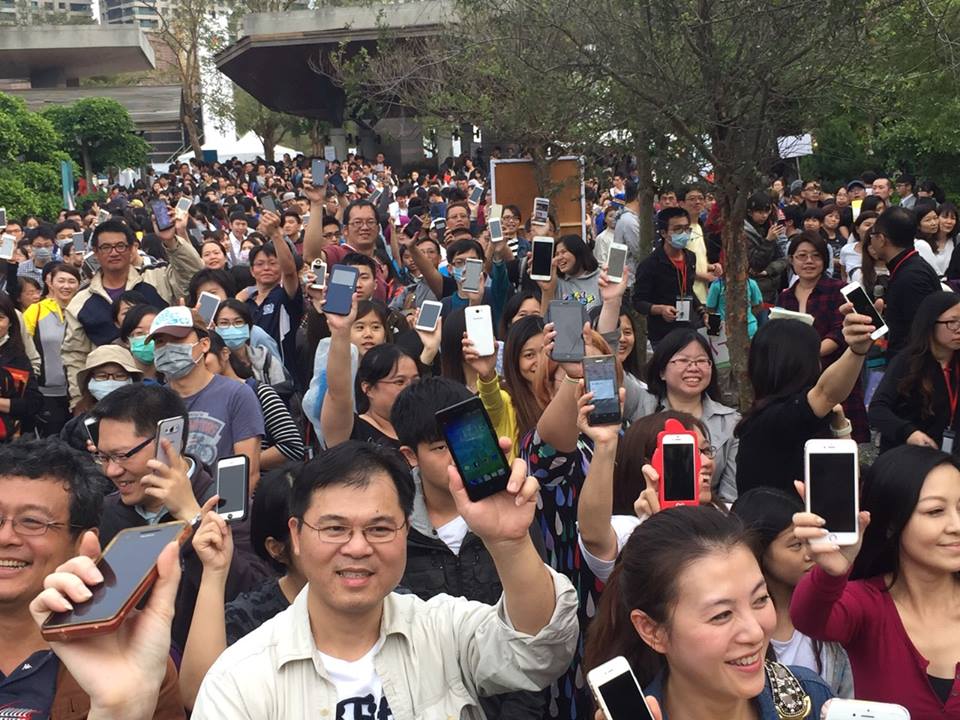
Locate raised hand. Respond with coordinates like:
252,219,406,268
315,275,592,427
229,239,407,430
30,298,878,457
323,291,358,334
141,438,201,523
839,301,875,355
462,332,497,381
575,385,625,446
792,480,871,577
192,495,233,577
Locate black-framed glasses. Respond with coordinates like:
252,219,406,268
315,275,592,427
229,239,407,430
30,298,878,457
92,435,154,466
96,242,130,254
936,319,960,332
300,518,407,544
0,515,79,537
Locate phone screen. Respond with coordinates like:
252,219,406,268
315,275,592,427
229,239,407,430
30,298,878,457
151,202,173,230
312,159,327,185
533,198,550,223
261,195,278,213
404,215,424,238
598,671,655,720
44,523,185,629
550,302,585,361
0,234,15,260
844,285,885,329
662,441,696,501
197,294,220,326
217,459,248,519
176,198,191,213
585,357,620,422
416,302,442,331
809,453,857,533
331,266,356,288
438,399,510,500
531,240,554,277
607,245,627,279
470,186,484,204
463,259,483,291
488,218,503,242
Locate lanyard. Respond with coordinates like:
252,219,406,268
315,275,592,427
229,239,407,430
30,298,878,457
674,256,688,295
945,361,959,425
889,249,917,279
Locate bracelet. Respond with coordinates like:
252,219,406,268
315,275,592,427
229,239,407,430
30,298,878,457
563,375,582,385
831,421,853,437
849,346,869,356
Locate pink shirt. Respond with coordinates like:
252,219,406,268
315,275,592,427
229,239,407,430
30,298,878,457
791,566,960,717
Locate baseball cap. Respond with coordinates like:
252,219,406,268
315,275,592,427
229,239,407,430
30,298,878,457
788,180,803,195
846,179,866,191
282,192,296,202
146,306,207,343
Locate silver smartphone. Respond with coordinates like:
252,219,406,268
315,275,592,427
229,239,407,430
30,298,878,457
155,416,185,467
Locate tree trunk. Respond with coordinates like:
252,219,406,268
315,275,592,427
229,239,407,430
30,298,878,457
80,143,93,188
182,106,203,158
635,136,656,369
717,175,752,411
262,133,276,162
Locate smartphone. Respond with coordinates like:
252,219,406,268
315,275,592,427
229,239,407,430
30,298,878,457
707,312,722,336
155,416,185,467
41,521,191,642
530,236,555,281
196,291,221,328
465,305,496,357
369,189,382,205
841,281,888,340
0,233,14,260
83,416,99,447
324,264,359,316
587,656,657,720
216,455,250,522
469,185,484,205
404,214,424,239
0,207,6,228
488,203,502,220
461,258,484,293
548,300,586,362
310,259,327,290
260,194,279,214
433,217,445,243
188,227,203,244
655,425,699,508
488,218,504,244
415,300,443,332
311,158,327,186
583,355,621,426
823,699,910,720
150,201,173,231
533,196,550,224
805,439,859,546
72,230,86,254
769,306,815,326
436,396,511,502
606,242,628,283
97,208,111,225
175,197,192,219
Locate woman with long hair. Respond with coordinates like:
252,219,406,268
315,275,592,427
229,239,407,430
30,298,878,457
792,445,960,717
0,292,42,441
869,291,960,452
839,211,878,285
585,506,832,719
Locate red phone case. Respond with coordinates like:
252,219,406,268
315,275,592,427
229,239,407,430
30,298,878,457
652,418,701,508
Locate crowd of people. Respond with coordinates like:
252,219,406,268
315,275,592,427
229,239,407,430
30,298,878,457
0,153,958,720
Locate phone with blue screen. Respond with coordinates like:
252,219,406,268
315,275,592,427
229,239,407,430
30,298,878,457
583,355,620,425
436,397,510,502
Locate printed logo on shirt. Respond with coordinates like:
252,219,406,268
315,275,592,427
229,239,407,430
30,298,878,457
563,290,598,307
335,693,393,720
0,706,43,719
261,302,275,315
185,412,226,466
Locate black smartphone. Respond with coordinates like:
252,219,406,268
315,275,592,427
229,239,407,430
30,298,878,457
707,313,722,336
150,201,173,231
324,264,359,316
548,300,586,362
530,237,554,281
583,355,621,425
216,455,250,522
404,214,424,239
312,159,327,186
260,194,279,214
436,396,511,502
433,217,446,243
41,522,190,641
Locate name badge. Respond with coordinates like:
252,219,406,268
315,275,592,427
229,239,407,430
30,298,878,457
943,429,956,455
675,296,692,323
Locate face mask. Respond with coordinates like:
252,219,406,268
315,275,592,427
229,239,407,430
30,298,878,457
33,247,53,264
130,336,155,364
154,342,199,379
237,249,250,265
218,325,250,349
88,378,131,401
451,266,464,283
669,231,691,250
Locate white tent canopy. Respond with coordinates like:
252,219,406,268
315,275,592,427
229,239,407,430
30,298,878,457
176,130,302,164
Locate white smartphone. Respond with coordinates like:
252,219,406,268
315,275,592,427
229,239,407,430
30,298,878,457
72,231,86,254
83,416,99,447
465,305,496,357
415,300,443,332
310,259,327,290
533,196,550,224
488,203,502,220
587,656,656,720
841,281,888,340
488,218,504,244
824,699,910,720
469,185,484,205
461,258,484,293
215,455,250,523
769,306,815,326
530,236,555,282
197,291,221,328
175,197,192,219
607,242,628,283
804,438,859,546
97,209,111,225
155,416,185,467
0,233,15,260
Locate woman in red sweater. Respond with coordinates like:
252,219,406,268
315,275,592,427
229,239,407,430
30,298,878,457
791,445,960,717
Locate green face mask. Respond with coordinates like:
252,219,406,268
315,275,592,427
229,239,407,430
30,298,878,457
130,335,155,364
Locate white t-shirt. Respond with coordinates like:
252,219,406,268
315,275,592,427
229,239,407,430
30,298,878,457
317,639,394,720
436,515,469,555
577,514,645,582
771,630,819,674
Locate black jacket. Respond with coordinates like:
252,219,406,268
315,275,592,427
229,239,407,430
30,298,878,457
0,341,42,441
886,248,940,358
632,245,702,342
98,458,274,649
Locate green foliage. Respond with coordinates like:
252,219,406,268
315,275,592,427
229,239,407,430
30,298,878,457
42,97,150,176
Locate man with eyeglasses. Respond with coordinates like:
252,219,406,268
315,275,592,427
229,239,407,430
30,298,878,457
61,218,203,410
0,436,185,718
192,440,578,720
801,180,823,211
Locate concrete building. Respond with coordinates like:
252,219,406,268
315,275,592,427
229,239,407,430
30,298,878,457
0,0,94,26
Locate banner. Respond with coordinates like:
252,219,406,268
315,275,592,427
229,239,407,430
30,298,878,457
60,160,75,211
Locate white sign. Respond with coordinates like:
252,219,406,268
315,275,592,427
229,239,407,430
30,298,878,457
323,146,337,162
777,134,814,159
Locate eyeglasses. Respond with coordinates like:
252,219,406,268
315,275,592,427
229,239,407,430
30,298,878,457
936,319,960,332
668,357,711,369
96,242,129,254
300,518,407,544
804,184,822,191
376,376,417,389
92,435,154,466
700,445,718,460
322,231,340,240
348,219,378,229
215,318,247,329
0,515,78,537
90,371,130,382
792,253,822,263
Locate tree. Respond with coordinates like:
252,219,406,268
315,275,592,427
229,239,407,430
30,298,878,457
0,93,75,219
42,98,149,186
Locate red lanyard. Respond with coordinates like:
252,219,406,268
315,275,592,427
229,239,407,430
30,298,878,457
674,257,688,295
889,249,917,279
945,362,959,424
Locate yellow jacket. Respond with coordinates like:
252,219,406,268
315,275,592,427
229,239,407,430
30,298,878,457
477,373,519,462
